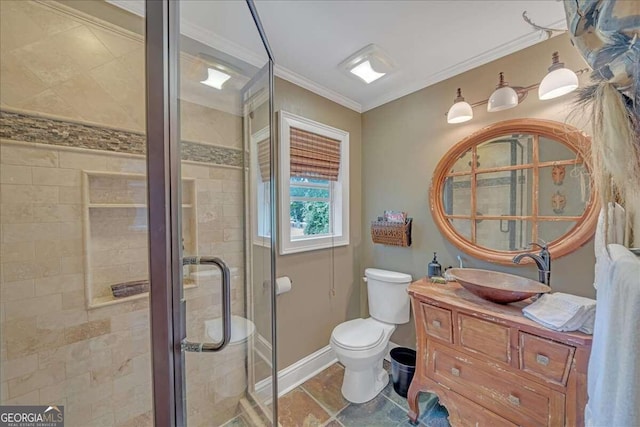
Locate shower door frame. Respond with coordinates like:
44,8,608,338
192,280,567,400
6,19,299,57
144,0,277,425
145,0,183,424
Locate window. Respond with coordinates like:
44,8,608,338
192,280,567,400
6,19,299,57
251,127,271,247
279,111,349,254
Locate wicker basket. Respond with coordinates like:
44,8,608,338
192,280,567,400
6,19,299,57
371,218,412,247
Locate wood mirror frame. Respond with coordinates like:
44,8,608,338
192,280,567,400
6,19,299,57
430,118,599,265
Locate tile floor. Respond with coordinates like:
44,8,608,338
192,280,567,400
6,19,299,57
225,362,450,427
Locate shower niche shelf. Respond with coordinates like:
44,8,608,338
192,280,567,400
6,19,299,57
82,171,198,309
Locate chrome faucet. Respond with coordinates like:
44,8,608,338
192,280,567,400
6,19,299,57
512,241,551,286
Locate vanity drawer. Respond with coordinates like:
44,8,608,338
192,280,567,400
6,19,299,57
420,303,452,343
458,314,511,363
431,344,551,427
520,332,575,385
445,392,517,427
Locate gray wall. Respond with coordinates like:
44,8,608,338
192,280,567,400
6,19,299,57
274,78,363,369
361,34,596,348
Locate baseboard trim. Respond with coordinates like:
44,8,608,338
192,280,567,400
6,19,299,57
254,341,407,402
254,333,273,367
255,345,338,402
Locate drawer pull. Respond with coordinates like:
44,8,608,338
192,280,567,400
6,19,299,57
536,354,550,366
450,367,460,377
508,394,520,406
432,320,442,328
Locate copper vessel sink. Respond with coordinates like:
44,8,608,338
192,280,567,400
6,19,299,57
447,268,551,304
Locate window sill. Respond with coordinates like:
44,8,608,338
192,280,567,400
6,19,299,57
280,236,349,255
253,237,271,248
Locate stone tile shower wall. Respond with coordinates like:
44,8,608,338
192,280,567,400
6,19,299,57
0,138,246,427
0,136,244,425
0,2,249,425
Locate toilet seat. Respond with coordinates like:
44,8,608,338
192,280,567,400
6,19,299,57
205,315,255,345
331,318,387,351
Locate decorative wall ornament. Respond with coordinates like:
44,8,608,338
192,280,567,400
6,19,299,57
552,164,566,185
552,191,567,214
564,0,640,239
468,155,481,168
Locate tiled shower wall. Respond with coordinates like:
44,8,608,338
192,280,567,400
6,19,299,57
0,140,247,426
0,2,251,425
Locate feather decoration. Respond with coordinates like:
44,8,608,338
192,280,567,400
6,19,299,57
574,81,640,241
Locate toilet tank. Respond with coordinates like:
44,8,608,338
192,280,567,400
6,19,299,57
365,268,412,324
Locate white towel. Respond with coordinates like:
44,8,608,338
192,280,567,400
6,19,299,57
586,244,640,427
630,192,640,248
578,309,595,335
593,203,626,289
522,292,596,333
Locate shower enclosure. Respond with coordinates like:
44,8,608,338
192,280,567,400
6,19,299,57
0,0,276,425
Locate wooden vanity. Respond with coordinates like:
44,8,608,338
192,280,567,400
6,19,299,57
407,279,592,427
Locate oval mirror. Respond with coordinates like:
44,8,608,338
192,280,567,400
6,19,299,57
430,119,599,265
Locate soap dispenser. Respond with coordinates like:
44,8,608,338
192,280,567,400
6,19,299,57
428,252,442,278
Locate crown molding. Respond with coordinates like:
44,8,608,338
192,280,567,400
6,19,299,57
361,19,566,112
274,65,362,113
184,20,363,112
107,0,269,68
107,0,362,112
105,0,144,17
180,20,267,69
104,2,563,115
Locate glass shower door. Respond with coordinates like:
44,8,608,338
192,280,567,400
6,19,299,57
0,0,275,424
169,1,276,425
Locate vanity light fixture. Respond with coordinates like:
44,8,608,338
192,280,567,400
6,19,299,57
447,88,473,124
445,51,589,124
200,67,231,90
538,52,579,100
487,72,519,112
339,44,395,84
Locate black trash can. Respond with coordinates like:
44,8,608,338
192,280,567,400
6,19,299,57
390,347,416,398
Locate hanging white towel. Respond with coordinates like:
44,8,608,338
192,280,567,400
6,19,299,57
593,203,626,289
586,244,640,427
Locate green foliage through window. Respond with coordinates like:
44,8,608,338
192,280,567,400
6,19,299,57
289,177,331,236
303,202,330,235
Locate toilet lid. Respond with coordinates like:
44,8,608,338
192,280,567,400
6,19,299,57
205,315,255,345
332,318,385,351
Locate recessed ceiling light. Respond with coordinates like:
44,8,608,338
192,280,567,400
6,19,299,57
339,44,394,85
350,60,386,84
200,67,231,90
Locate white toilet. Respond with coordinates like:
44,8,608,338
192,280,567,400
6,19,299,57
330,268,412,403
204,315,256,397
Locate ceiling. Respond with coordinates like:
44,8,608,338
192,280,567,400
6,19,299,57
109,0,567,113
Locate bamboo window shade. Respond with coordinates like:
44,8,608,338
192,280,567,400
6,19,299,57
257,138,270,182
290,127,342,181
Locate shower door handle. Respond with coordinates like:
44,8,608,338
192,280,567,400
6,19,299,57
181,256,231,352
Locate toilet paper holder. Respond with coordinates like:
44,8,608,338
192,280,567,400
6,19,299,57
263,276,293,295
